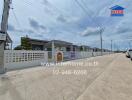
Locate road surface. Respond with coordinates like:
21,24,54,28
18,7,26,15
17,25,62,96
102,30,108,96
0,53,132,100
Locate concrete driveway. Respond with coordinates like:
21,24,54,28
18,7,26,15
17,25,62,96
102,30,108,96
0,53,132,100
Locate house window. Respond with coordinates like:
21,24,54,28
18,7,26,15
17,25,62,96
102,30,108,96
66,47,70,51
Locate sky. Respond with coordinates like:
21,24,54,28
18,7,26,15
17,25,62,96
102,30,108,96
0,0,132,50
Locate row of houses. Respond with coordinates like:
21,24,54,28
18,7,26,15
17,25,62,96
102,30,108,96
19,36,110,52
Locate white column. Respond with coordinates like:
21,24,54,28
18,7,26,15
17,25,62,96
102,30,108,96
70,45,73,51
52,41,55,62
0,42,5,73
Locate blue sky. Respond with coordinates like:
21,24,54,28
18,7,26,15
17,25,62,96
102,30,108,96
0,0,132,50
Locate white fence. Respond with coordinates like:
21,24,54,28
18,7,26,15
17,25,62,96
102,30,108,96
4,50,111,70
63,51,111,61
4,50,48,70
130,51,132,60
76,52,93,59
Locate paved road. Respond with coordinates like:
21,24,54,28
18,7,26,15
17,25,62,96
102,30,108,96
0,53,132,100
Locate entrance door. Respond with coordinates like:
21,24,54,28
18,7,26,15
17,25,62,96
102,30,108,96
57,52,63,62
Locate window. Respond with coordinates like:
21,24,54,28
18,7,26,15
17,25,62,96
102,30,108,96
129,49,132,51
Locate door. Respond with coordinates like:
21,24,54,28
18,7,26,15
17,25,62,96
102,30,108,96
57,52,63,62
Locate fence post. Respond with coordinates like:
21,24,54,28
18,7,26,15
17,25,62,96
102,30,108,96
44,51,48,62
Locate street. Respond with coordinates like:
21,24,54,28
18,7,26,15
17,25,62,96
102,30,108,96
0,53,132,100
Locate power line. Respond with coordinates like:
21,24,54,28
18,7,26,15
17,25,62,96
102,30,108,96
11,9,21,28
104,38,132,42
23,0,69,18
76,0,116,28
22,0,35,8
75,0,105,55
75,0,101,28
9,2,26,34
75,0,131,50
81,0,95,17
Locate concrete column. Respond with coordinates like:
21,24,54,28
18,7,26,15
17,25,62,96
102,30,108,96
11,42,13,50
83,46,85,51
0,42,5,73
43,45,45,51
52,41,55,62
70,45,73,51
0,0,11,73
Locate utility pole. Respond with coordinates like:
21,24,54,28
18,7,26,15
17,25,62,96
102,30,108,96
100,28,103,56
0,0,11,74
129,42,131,49
111,40,113,52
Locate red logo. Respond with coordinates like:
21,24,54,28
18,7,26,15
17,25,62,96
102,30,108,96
112,10,123,14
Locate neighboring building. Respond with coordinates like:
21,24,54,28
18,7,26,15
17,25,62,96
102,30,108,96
80,45,94,52
20,36,110,52
93,47,111,52
21,37,80,52
21,37,49,50
44,40,75,51
93,47,101,52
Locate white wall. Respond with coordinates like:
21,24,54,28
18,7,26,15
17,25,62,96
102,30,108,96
130,51,132,59
4,50,111,70
4,50,48,70
63,51,111,61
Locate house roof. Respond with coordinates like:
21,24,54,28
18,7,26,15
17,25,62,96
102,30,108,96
52,40,72,45
21,37,49,45
110,5,125,10
81,45,91,48
27,38,49,43
45,40,73,47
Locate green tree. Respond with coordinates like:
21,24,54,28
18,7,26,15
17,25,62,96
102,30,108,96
14,45,23,50
21,37,32,50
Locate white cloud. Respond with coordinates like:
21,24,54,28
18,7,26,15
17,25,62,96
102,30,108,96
81,27,101,36
1,0,132,49
28,17,49,33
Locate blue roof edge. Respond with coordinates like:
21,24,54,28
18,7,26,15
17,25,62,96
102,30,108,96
110,5,125,10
